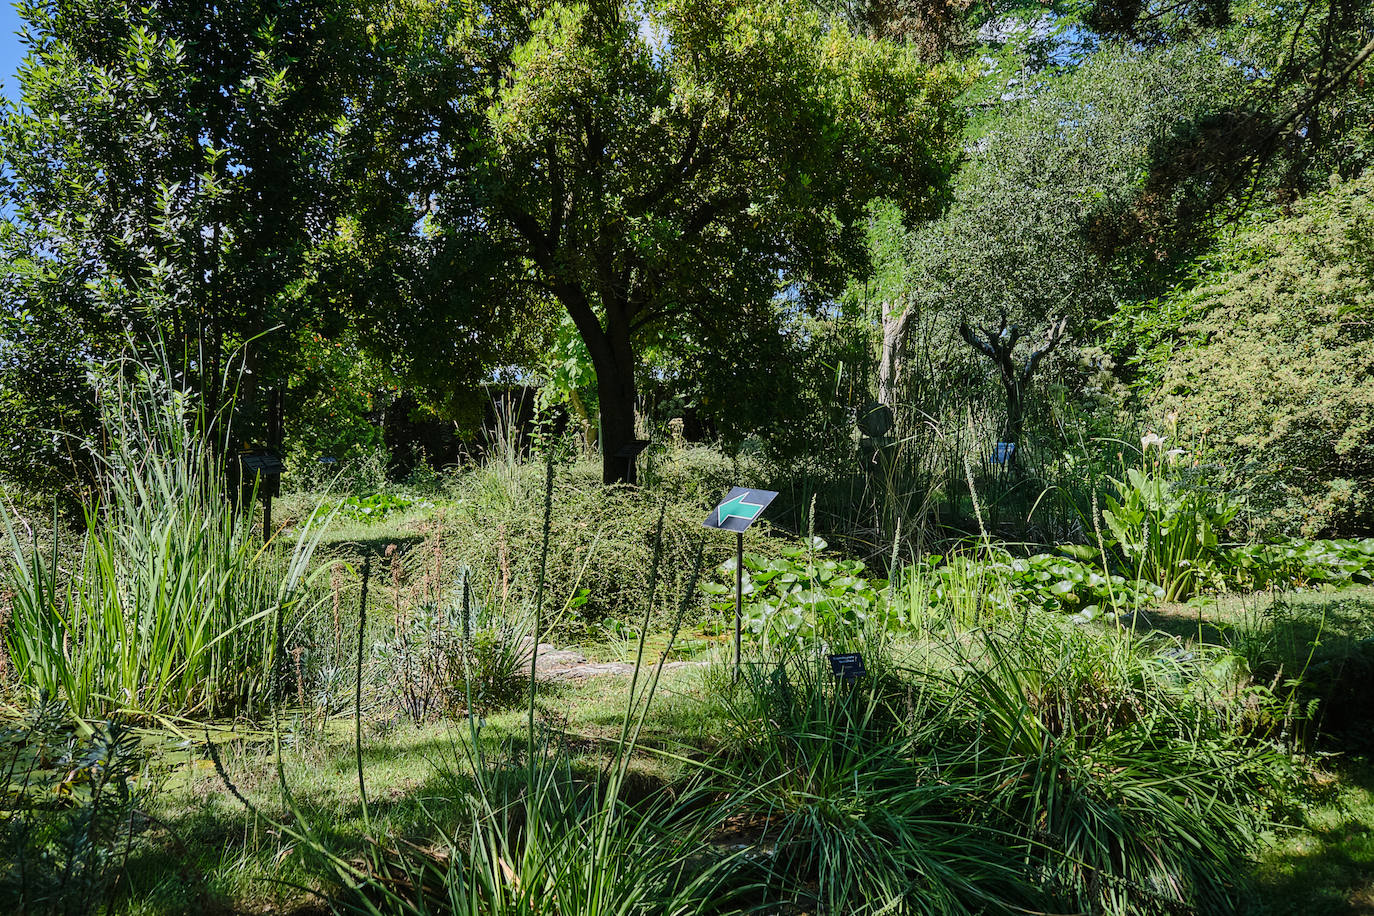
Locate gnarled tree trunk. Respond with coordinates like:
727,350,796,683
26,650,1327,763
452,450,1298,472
957,314,1068,462
878,296,916,411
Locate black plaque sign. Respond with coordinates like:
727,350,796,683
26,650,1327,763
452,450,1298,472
239,450,285,475
828,652,866,681
613,439,651,459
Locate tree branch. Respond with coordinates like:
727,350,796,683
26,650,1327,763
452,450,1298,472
1019,316,1067,384
627,115,707,216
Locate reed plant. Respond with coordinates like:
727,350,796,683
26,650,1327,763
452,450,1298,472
1,351,330,721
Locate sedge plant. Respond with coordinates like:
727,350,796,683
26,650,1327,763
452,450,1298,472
1,348,331,722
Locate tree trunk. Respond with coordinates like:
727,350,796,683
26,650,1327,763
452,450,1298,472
568,388,598,454
878,298,914,410
1001,372,1024,446
551,277,641,485
596,365,638,485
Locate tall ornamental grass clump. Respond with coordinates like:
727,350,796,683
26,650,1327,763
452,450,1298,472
1,357,327,720
706,619,1293,915
944,621,1291,915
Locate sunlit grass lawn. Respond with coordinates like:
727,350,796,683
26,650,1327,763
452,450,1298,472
123,663,718,914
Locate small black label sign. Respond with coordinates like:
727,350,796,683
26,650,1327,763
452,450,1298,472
828,653,866,681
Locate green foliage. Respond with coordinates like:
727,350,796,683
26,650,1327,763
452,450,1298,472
939,621,1290,915
0,699,153,915
1230,594,1374,750
703,537,893,651
374,578,533,723
898,41,1247,337
1225,537,1374,592
283,330,393,473
711,651,1034,914
1102,462,1238,602
341,0,964,479
905,547,1164,625
707,618,1293,914
1131,173,1374,536
0,356,329,720
339,492,428,522
388,463,800,639
0,0,365,487
339,746,740,916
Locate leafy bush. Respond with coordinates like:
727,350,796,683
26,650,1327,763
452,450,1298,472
1126,173,1374,537
1102,455,1238,601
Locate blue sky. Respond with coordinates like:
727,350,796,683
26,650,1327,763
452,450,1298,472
0,3,24,100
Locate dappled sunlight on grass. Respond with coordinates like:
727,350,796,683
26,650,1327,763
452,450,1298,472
1258,758,1374,915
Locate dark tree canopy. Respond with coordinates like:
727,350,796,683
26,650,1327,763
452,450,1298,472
0,0,366,487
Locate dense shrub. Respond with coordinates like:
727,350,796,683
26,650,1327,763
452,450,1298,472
383,459,804,640
1120,174,1374,537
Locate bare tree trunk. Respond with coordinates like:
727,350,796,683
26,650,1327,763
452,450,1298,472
568,388,597,454
596,367,638,485
592,318,640,485
878,297,915,410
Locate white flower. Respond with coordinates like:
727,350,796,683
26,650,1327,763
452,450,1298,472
1141,431,1166,451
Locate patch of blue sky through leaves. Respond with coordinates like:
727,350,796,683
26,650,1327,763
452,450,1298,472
0,2,25,100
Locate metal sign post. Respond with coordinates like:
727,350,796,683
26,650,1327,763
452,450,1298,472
734,529,743,686
703,487,778,683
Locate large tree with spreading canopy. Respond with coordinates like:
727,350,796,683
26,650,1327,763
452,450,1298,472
337,0,963,483
0,0,368,488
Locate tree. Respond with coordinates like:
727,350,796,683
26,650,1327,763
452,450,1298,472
0,0,364,488
858,38,1252,442
345,0,962,483
957,314,1067,450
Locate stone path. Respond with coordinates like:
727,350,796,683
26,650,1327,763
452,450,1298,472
522,641,708,682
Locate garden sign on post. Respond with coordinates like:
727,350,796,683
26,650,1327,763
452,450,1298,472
703,487,779,683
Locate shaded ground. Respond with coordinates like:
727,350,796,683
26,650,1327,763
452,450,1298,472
15,585,1374,915
1148,586,1374,914
1257,757,1374,916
